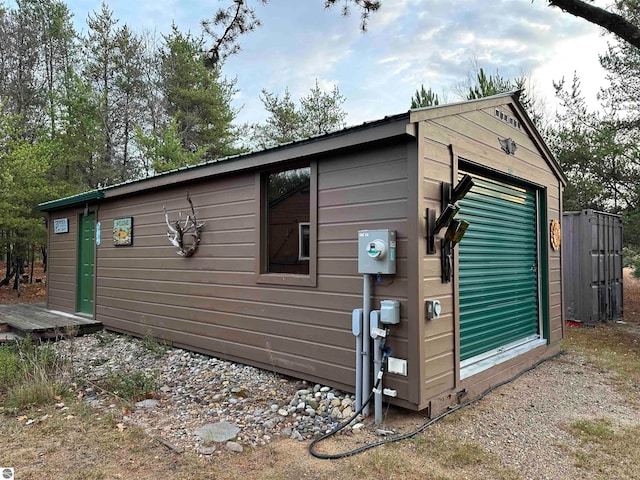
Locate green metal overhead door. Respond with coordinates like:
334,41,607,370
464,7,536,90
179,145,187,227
458,173,539,362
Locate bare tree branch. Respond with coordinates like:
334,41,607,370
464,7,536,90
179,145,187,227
548,0,640,49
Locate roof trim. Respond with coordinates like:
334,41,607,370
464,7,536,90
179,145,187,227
103,114,413,199
410,91,567,186
37,112,413,211
37,190,105,212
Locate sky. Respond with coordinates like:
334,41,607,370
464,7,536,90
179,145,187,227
59,0,614,127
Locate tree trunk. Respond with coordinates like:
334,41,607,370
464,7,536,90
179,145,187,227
30,245,35,284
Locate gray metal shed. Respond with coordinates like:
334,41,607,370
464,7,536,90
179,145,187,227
562,210,623,325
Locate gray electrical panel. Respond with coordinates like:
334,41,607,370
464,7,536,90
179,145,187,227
380,299,400,324
357,230,396,274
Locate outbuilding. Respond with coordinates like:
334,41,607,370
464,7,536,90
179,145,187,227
39,92,566,415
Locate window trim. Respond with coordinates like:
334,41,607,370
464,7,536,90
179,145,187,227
255,160,317,287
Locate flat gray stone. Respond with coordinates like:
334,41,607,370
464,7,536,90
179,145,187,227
194,421,240,443
198,446,216,455
135,399,159,409
225,441,244,453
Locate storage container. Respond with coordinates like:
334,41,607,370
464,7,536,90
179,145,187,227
562,210,623,325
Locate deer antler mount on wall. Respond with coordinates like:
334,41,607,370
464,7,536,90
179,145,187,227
163,191,205,257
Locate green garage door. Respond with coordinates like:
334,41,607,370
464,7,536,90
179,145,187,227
458,173,539,362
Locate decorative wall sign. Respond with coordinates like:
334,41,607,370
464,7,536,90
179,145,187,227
550,219,561,251
96,222,101,246
113,217,133,246
53,218,69,234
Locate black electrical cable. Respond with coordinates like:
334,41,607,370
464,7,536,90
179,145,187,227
309,350,564,460
308,335,391,459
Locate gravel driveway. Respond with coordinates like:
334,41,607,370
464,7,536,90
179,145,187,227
433,350,640,480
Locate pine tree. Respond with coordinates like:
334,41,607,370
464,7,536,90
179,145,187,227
410,85,440,109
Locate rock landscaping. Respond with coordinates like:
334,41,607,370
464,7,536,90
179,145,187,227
54,331,360,454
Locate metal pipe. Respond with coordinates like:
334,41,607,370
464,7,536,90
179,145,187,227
362,274,371,416
370,310,383,424
352,309,363,412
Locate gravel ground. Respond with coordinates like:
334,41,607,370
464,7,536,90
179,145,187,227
54,332,361,454
434,350,640,480
53,329,640,476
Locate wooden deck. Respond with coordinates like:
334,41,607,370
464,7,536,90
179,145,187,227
0,303,102,340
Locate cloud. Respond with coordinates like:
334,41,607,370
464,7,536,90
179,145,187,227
68,0,611,126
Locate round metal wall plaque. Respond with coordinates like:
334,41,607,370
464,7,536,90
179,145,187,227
550,219,561,251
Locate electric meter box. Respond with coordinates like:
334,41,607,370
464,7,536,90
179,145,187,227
358,229,396,274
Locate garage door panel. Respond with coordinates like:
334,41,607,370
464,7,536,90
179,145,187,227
458,172,540,362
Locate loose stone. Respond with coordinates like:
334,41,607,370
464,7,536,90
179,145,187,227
225,441,244,453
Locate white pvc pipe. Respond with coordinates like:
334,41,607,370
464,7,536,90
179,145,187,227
372,315,383,425
362,274,371,416
352,309,363,412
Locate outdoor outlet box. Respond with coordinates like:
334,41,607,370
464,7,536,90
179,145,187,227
425,299,442,319
380,300,400,324
357,229,396,275
387,357,407,376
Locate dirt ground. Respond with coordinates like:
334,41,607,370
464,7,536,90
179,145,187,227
0,262,46,305
623,267,640,323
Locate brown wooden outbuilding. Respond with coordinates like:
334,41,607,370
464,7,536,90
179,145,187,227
39,92,566,414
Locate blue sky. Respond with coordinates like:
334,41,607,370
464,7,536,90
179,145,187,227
61,1,613,126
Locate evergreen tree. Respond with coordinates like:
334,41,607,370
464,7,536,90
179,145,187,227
83,2,121,184
410,85,440,108
250,80,347,149
550,72,640,225
251,88,301,149
156,25,239,166
466,67,514,100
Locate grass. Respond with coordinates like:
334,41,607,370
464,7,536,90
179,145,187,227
141,332,169,357
561,322,640,479
563,418,640,479
563,325,640,399
100,369,158,402
0,339,69,411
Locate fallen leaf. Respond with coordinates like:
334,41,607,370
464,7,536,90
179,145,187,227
54,395,62,401
65,414,75,420
55,402,65,409
122,406,131,416
116,423,125,432
77,391,84,398
17,415,28,422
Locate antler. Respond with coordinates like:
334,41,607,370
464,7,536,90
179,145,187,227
163,191,205,257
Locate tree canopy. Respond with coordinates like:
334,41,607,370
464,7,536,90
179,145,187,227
249,80,347,150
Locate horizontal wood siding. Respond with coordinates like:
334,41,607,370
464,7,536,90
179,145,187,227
419,101,564,410
47,210,79,312
92,142,411,397
318,144,411,398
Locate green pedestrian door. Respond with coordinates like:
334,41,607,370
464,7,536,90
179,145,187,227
457,173,540,362
77,213,95,315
